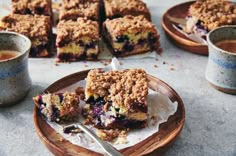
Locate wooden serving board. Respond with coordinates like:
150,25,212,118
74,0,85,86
162,1,208,55
33,70,185,156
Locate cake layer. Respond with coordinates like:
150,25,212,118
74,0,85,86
83,69,148,129
104,0,151,21
103,15,160,57
56,18,99,62
0,14,52,57
60,0,100,21
12,0,52,16
33,92,80,123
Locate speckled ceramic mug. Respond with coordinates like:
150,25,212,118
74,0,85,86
206,26,236,94
0,31,32,106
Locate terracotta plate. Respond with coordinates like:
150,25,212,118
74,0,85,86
33,70,185,156
162,1,208,55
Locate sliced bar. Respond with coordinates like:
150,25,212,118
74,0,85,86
12,0,52,16
33,92,80,123
56,18,99,62
103,15,160,57
83,69,148,129
104,0,151,21
0,14,52,57
60,0,100,21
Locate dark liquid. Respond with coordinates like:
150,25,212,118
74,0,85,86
215,40,236,53
0,50,19,61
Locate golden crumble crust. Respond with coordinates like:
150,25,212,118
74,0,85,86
0,14,51,44
85,69,148,112
56,18,99,46
103,15,157,36
104,0,151,20
60,0,100,21
189,0,236,31
12,0,52,16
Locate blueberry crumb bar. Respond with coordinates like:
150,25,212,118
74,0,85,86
33,92,80,123
103,15,160,57
56,18,100,62
60,0,100,21
104,0,151,21
83,69,148,129
0,14,52,57
184,0,236,35
12,0,52,16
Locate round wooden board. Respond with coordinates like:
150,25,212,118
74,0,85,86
162,1,208,55
33,70,185,156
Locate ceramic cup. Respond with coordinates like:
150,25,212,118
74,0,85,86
0,31,32,106
206,26,236,94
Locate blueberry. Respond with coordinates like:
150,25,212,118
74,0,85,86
138,39,146,45
58,94,64,103
78,40,84,47
115,35,129,43
148,33,157,45
35,7,44,14
123,42,134,52
86,42,96,49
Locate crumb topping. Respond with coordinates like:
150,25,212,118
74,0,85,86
56,18,99,45
61,0,99,10
189,0,236,30
104,15,157,36
0,14,51,44
12,0,52,16
104,0,150,17
96,129,128,143
60,0,99,20
86,69,148,111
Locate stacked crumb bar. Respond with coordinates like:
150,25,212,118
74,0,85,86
56,0,160,61
0,0,52,57
56,0,100,62
102,0,160,57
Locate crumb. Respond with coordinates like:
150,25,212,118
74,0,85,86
54,62,59,66
83,118,92,125
75,87,84,95
170,67,175,71
151,115,157,126
154,65,158,68
114,130,128,145
79,94,85,100
171,64,174,66
119,62,123,65
155,58,158,61
84,64,88,67
163,61,167,64
96,129,120,142
57,137,65,142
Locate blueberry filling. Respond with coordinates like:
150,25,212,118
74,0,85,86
58,94,64,103
35,7,44,15
123,42,134,52
50,105,60,121
115,35,129,43
85,97,146,129
30,44,48,57
85,42,96,49
138,39,146,45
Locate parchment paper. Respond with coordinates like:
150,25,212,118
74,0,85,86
46,58,178,155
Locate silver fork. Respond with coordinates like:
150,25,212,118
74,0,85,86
64,122,123,156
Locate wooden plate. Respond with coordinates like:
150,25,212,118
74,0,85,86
162,1,208,55
33,70,185,156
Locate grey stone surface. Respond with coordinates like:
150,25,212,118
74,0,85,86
0,0,236,156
